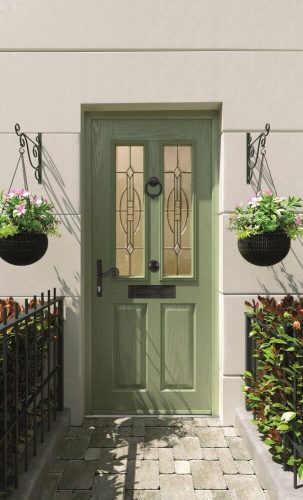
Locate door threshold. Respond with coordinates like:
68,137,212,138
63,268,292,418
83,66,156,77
85,413,212,418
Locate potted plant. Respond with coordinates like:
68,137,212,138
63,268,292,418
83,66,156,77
229,191,303,266
0,188,60,265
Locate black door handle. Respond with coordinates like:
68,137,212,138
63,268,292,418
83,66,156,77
97,260,119,297
148,260,160,272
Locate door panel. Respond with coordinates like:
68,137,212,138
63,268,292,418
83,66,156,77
90,115,213,414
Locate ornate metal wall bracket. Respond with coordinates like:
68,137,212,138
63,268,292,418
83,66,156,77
247,123,270,184
15,123,42,184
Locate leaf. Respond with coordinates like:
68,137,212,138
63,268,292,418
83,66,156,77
281,412,296,423
298,464,303,479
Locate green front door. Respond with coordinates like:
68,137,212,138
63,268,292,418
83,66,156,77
89,114,213,414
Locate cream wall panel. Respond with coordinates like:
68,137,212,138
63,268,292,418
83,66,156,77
219,375,245,426
221,214,303,295
0,134,80,214
221,132,303,213
0,1,302,50
1,52,303,131
0,215,80,297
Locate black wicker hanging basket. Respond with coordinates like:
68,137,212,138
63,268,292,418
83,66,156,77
0,233,48,266
238,231,291,266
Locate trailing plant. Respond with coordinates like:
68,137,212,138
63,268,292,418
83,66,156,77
244,295,303,478
229,192,303,239
0,189,60,238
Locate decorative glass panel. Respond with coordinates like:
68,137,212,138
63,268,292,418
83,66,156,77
163,145,193,276
116,146,144,277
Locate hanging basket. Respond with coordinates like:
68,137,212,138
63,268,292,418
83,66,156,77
238,231,291,266
0,233,48,266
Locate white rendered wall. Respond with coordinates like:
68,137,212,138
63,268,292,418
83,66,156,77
1,2,303,425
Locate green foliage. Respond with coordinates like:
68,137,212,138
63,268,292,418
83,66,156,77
229,192,303,240
244,295,303,477
0,188,60,238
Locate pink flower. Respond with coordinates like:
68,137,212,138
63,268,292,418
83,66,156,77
264,190,273,196
248,196,261,207
295,215,302,225
20,189,30,197
13,204,26,216
33,198,42,206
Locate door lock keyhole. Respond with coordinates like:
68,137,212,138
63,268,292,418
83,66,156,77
148,260,160,272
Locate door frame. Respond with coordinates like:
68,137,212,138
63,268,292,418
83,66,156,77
81,107,220,415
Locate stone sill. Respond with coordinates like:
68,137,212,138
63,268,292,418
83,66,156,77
235,407,303,500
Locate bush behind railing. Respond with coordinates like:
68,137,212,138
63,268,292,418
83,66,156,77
244,295,303,478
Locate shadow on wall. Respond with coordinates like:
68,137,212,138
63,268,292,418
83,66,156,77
42,147,80,245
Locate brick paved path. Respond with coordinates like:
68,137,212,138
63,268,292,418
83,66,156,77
41,417,271,499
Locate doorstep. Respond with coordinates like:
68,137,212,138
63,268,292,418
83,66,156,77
9,408,70,500
235,407,303,500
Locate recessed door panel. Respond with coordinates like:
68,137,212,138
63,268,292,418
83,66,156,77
161,304,195,390
113,304,147,390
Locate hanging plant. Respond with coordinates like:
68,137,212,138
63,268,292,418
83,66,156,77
229,192,303,266
0,188,60,265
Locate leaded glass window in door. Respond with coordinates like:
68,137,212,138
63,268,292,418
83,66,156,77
115,145,144,277
163,145,193,276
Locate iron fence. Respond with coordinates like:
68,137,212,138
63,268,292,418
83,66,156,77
245,313,303,489
0,289,64,495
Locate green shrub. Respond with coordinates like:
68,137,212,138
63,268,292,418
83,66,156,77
244,295,303,478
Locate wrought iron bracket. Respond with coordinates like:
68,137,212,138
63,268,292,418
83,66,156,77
246,123,270,184
96,259,119,297
15,123,42,184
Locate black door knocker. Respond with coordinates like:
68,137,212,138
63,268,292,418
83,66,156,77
145,177,162,198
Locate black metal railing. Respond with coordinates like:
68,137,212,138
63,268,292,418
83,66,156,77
245,314,303,489
0,289,64,494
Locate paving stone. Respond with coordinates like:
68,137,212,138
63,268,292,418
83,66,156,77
175,460,191,474
106,417,132,427
72,492,91,500
212,492,232,499
58,460,98,490
196,428,227,448
91,473,125,499
145,417,160,426
78,427,95,437
194,417,208,427
203,448,218,460
207,418,222,427
125,491,161,499
159,448,175,473
89,427,117,447
116,437,144,459
216,448,238,474
98,457,128,474
160,474,195,498
194,492,213,499
191,461,226,490
41,473,62,500
83,417,99,427
144,447,159,460
54,492,72,500
222,427,237,437
157,417,183,427
173,437,203,459
182,420,197,436
225,475,266,500
225,437,250,460
145,427,175,447
236,460,255,474
49,459,67,473
119,426,132,437
85,447,101,460
132,424,145,437
67,427,81,437
126,460,159,490
56,437,90,459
